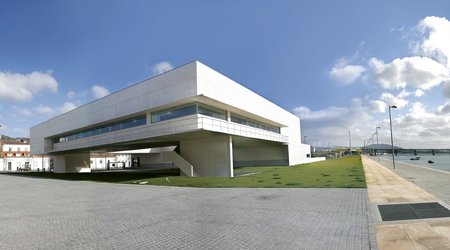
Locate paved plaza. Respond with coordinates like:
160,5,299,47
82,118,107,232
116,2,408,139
0,174,371,249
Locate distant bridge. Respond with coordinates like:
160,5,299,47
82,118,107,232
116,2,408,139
363,148,450,155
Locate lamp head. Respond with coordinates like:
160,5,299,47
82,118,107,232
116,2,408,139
390,105,397,109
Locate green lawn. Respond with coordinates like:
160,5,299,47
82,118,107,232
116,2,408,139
144,155,366,188
5,155,366,188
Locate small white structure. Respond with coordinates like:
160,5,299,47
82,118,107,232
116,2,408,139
0,138,49,172
31,61,317,177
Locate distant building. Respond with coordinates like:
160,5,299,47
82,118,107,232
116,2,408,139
0,137,49,172
31,61,320,177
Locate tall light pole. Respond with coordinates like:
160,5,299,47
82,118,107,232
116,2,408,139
363,140,366,155
371,133,375,156
389,105,397,169
348,130,352,156
376,126,381,162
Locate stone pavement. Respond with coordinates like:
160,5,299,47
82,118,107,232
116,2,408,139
378,158,450,206
362,156,450,250
0,174,371,249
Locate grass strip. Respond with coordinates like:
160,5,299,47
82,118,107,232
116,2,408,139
3,155,366,188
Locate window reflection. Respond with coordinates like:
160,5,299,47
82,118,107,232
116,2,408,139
231,114,280,133
55,116,146,143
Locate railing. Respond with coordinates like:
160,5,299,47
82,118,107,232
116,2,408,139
52,115,288,152
145,115,288,142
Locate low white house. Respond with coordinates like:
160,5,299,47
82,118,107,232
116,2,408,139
31,61,319,177
0,138,49,172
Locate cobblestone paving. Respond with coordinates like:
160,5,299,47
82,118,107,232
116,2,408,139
378,158,450,206
0,174,371,249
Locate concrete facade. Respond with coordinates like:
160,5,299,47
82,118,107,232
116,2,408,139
31,61,315,176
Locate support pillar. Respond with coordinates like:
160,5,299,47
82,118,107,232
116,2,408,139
51,153,91,173
180,134,233,177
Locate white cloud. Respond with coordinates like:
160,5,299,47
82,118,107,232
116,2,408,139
0,71,58,101
59,102,77,114
397,89,411,98
12,106,32,117
369,56,449,90
384,101,450,148
91,85,110,99
379,92,408,109
34,102,77,117
415,16,450,68
34,105,56,116
152,61,174,75
414,89,425,97
370,100,387,113
437,102,450,114
329,58,366,85
293,98,374,145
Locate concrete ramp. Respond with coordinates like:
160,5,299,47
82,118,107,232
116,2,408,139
161,151,196,177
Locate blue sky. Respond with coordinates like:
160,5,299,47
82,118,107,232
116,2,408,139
1,0,450,148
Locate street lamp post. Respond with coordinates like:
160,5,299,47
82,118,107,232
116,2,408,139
363,140,366,155
389,105,397,169
348,130,352,156
303,135,307,144
370,134,373,156
376,126,381,162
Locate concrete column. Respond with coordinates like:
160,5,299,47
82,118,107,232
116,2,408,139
180,134,234,177
227,111,231,122
52,155,66,173
51,153,91,173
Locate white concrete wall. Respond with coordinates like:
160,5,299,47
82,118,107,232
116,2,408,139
53,153,90,173
52,155,65,173
196,62,309,165
134,153,169,168
233,144,288,166
1,144,30,152
90,156,116,170
180,134,233,177
31,156,50,171
31,62,199,155
1,156,49,172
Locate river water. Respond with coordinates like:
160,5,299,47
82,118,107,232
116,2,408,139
379,153,450,172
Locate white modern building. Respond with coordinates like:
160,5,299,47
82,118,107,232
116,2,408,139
31,61,317,177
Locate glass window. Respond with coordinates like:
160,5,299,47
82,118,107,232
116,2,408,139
151,104,197,123
198,104,226,120
55,115,146,143
230,113,280,134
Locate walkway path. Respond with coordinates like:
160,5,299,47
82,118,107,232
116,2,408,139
378,158,450,206
362,156,450,250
